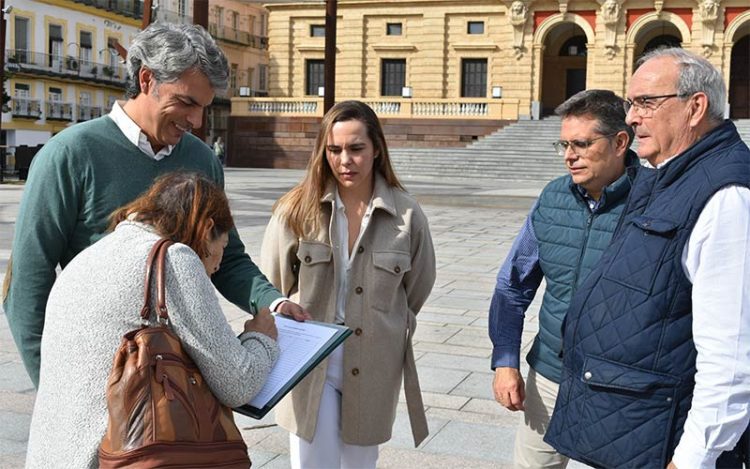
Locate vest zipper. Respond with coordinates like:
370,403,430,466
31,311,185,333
560,211,595,360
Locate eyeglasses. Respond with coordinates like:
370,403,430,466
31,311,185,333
623,93,690,118
552,134,615,157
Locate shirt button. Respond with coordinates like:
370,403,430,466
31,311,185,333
304,255,312,263
357,246,364,254
355,328,363,336
394,266,401,274
351,368,360,376
583,371,592,380
355,286,363,294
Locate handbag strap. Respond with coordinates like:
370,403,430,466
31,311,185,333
140,238,174,324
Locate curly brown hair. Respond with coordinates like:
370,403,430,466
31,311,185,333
108,172,233,258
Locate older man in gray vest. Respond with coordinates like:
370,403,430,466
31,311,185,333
546,48,750,469
489,89,636,468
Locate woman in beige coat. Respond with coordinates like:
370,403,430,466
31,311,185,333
261,100,436,469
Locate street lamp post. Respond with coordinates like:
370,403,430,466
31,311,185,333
0,0,7,183
324,0,337,113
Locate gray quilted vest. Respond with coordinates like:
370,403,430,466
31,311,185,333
545,121,750,468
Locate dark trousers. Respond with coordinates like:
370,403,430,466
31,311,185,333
717,426,750,468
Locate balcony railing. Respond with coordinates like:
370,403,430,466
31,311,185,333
231,87,268,98
231,97,522,120
78,104,104,122
154,7,192,24
71,0,143,19
6,50,128,88
11,98,42,119
46,101,74,121
208,24,268,49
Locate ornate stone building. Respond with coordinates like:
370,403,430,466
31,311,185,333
230,0,749,166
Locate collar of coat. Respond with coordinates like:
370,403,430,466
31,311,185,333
320,172,398,217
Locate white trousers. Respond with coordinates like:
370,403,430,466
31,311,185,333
513,368,570,469
289,346,379,469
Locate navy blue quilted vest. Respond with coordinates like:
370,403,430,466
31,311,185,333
545,121,750,468
528,164,631,383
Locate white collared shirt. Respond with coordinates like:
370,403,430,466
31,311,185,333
332,189,375,324
643,153,750,466
108,101,174,160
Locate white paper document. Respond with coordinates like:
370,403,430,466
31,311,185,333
243,315,350,415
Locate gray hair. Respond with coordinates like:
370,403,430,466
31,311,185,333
636,47,726,123
125,22,229,98
555,89,634,147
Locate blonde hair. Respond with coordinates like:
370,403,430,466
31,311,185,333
273,100,404,238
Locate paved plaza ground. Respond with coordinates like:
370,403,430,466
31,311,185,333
0,168,590,468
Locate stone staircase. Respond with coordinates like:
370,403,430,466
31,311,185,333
391,117,750,183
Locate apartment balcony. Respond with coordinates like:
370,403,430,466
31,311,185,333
153,7,192,24
46,101,74,121
231,87,268,98
6,50,128,88
78,104,104,122
11,98,42,119
71,0,143,19
208,24,268,49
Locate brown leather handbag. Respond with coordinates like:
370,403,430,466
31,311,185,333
99,239,251,468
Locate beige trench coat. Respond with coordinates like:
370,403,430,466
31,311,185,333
260,174,436,447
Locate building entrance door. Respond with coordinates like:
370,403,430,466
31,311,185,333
729,34,749,119
541,24,588,116
566,69,586,100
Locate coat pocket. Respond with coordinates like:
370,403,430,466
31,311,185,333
296,241,332,310
575,355,680,468
602,215,679,294
372,251,411,312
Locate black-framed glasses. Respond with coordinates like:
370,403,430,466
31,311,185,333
623,93,690,117
552,134,615,157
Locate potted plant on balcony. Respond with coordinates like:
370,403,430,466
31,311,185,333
102,65,115,77
65,56,79,71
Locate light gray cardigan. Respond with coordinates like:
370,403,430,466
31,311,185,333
25,221,279,468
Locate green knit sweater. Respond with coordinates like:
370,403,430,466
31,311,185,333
4,116,281,387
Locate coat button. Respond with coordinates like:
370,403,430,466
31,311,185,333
304,255,312,263
357,245,364,254
355,328,363,336
394,266,401,273
583,371,592,380
352,368,359,376
355,286,363,294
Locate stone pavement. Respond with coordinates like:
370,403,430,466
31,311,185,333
0,168,589,469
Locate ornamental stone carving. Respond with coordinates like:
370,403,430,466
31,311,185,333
508,0,530,59
599,0,622,58
699,0,720,56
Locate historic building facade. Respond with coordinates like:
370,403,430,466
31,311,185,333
3,0,140,160
253,0,748,120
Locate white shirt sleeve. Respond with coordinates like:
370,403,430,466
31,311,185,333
672,185,750,468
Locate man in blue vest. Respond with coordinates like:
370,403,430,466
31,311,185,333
545,48,750,468
489,89,636,468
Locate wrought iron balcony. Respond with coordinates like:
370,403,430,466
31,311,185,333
6,50,128,88
208,24,268,49
78,104,103,122
71,0,143,19
46,101,74,121
153,7,192,24
11,98,42,119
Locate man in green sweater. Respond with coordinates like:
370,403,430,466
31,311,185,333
2,23,308,388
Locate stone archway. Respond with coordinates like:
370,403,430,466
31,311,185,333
539,22,589,116
726,16,750,118
624,12,691,83
532,13,595,116
633,22,684,64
